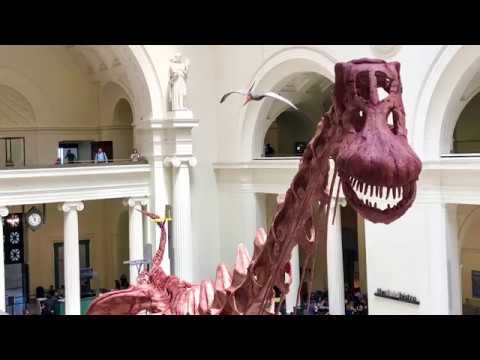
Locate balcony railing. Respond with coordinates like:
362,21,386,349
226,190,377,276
0,158,148,170
0,159,151,206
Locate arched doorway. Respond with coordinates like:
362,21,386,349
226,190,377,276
452,93,480,154
414,45,480,159
240,49,336,161
262,72,333,158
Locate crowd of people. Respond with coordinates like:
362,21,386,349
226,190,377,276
345,287,368,315
24,274,130,315
292,286,368,315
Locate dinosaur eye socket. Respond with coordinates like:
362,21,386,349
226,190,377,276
375,71,392,101
355,71,370,101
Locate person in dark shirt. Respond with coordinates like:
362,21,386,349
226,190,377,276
120,274,129,289
264,143,275,157
65,150,76,163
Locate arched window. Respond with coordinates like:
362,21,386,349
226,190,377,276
113,98,133,125
453,93,480,154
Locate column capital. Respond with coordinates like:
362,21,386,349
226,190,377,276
336,198,347,207
0,207,9,217
163,156,197,168
123,197,149,208
58,202,84,213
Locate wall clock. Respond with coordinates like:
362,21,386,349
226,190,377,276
26,206,43,231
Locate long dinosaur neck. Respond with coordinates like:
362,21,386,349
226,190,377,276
249,109,339,313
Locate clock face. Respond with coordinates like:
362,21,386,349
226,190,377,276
28,213,42,227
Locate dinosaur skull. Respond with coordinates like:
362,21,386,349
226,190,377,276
333,58,422,224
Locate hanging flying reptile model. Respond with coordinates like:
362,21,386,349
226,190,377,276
87,58,422,315
220,81,299,110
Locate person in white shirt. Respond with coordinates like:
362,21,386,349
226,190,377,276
130,148,141,162
95,148,108,164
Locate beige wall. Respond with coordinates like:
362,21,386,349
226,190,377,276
22,199,129,295
0,46,134,166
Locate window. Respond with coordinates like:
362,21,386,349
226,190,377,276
472,270,480,298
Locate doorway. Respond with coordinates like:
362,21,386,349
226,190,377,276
53,240,91,294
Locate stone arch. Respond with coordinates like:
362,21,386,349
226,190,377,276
115,45,164,122
413,45,480,160
240,47,336,160
0,67,53,126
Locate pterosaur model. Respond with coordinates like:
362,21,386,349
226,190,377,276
220,81,299,110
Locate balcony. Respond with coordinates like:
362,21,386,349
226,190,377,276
0,159,151,206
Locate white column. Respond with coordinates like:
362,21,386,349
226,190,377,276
123,197,148,284
165,157,196,282
0,207,9,312
268,193,302,314
151,159,171,275
428,203,452,314
59,202,84,315
327,200,346,315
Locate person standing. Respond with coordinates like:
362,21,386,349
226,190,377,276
64,150,76,163
94,148,108,164
130,148,141,162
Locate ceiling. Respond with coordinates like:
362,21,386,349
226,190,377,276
268,72,334,122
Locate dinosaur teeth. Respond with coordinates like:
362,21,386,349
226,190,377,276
348,177,408,211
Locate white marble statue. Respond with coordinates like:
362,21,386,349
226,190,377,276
169,52,190,111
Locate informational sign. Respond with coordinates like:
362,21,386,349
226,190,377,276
374,288,420,305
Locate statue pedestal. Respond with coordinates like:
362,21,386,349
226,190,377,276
167,110,194,120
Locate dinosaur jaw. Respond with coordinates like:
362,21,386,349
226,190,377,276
339,172,417,224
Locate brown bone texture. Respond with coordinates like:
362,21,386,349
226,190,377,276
86,58,421,315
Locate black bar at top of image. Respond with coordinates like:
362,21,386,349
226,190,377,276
1,7,479,44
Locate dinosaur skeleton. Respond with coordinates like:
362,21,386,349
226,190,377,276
86,58,422,315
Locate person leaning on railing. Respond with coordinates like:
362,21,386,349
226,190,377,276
130,148,141,162
94,148,109,164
